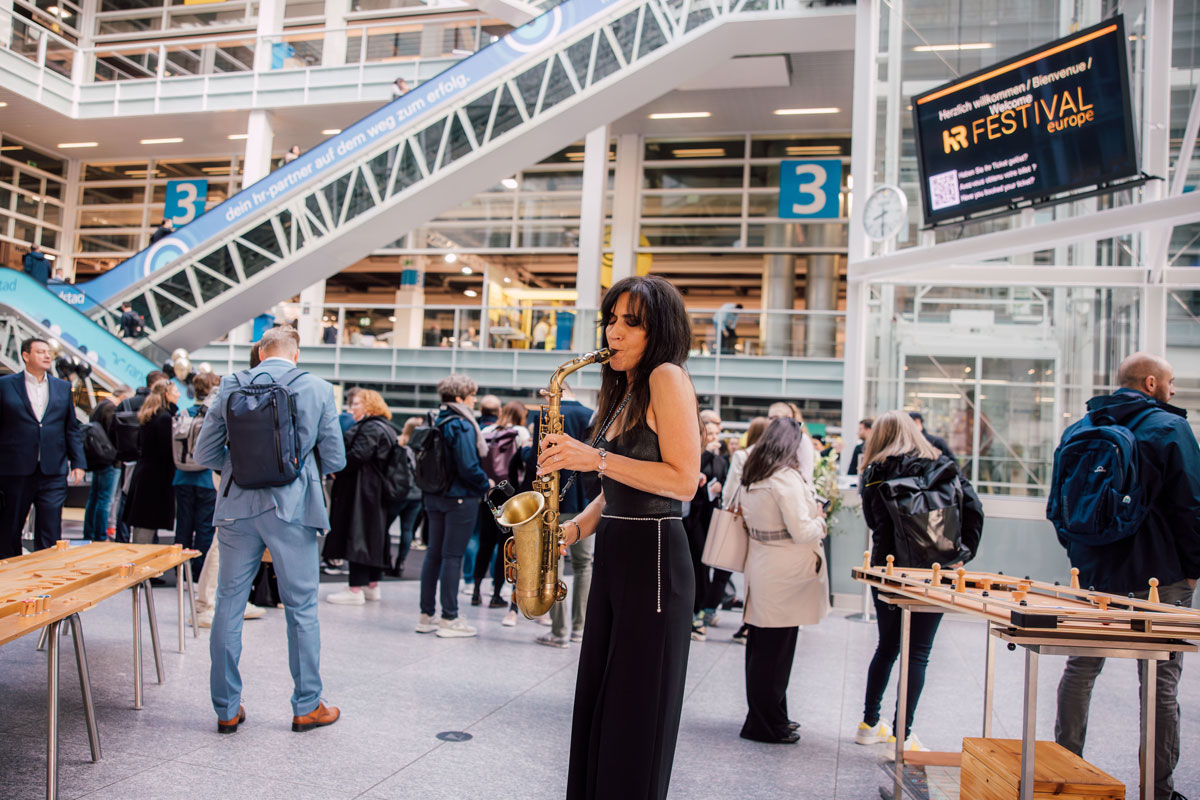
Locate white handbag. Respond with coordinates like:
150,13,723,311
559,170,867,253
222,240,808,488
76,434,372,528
702,487,749,573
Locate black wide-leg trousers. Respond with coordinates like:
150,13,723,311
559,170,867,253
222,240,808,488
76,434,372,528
741,624,799,741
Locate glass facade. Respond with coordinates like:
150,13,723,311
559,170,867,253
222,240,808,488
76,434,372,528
0,137,68,272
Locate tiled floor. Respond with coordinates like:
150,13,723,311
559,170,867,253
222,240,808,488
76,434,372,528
2,568,1198,799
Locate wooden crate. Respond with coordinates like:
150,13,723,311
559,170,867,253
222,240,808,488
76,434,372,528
961,738,1124,800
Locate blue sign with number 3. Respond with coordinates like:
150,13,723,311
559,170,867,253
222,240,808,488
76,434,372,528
778,159,842,219
164,179,208,226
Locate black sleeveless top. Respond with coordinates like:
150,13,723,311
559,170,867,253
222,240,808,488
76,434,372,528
599,420,684,517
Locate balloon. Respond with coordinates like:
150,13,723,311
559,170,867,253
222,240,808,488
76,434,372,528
197,362,213,375
75,361,92,380
55,356,74,380
49,324,62,337
85,351,99,364
47,338,61,357
171,348,189,362
173,358,191,380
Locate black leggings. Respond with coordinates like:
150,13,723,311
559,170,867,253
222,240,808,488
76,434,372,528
472,504,507,598
862,589,943,739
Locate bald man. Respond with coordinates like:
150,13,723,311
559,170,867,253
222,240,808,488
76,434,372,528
1054,352,1199,800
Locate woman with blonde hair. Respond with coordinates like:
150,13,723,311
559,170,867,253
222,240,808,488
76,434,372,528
737,416,828,743
124,379,180,543
325,389,398,604
854,410,983,752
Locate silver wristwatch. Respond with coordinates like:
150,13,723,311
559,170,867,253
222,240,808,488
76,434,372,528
597,447,608,474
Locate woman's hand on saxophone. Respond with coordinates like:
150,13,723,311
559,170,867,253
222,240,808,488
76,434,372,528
537,433,600,475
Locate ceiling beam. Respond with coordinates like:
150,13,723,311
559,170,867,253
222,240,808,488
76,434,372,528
850,191,1200,283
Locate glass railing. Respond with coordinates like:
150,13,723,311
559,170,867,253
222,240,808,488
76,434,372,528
42,279,175,369
270,302,846,360
2,6,495,85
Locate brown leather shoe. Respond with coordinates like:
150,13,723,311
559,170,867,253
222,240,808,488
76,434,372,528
292,701,340,732
217,706,246,734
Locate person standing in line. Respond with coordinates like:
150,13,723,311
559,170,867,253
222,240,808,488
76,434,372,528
473,400,531,608
324,389,397,605
737,416,828,744
685,416,728,642
83,384,133,542
112,370,169,543
767,401,815,482
908,411,954,460
22,243,50,286
415,374,490,639
0,337,85,557
854,411,983,753
721,415,769,645
461,393,501,580
1053,353,1200,800
536,275,701,800
847,417,873,476
529,383,598,648
194,326,347,734
387,417,425,579
172,372,221,577
123,379,179,544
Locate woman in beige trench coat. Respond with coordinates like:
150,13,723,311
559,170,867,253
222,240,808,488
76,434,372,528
736,417,828,744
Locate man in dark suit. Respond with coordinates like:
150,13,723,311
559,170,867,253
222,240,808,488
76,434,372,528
908,411,954,460
0,337,86,557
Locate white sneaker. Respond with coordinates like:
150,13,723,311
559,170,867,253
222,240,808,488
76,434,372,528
570,630,584,643
325,589,365,605
436,617,478,638
501,610,518,627
363,585,382,602
243,603,266,620
855,720,894,745
535,632,569,649
197,608,214,628
415,613,438,633
884,735,930,760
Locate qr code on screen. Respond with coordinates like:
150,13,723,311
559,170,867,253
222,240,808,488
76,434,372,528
928,169,959,211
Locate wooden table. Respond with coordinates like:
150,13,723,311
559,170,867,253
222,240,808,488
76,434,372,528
852,558,1200,800
0,541,199,800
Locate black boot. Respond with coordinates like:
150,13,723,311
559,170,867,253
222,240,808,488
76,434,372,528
471,583,482,606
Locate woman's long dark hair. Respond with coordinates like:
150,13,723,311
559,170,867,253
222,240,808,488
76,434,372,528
593,275,694,438
741,417,803,486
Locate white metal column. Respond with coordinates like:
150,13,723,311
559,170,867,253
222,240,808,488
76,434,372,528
576,125,609,349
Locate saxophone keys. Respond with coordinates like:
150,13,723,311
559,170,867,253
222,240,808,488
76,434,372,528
505,563,518,585
555,581,567,602
503,537,515,562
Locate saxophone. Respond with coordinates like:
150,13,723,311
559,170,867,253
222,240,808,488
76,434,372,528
496,348,613,619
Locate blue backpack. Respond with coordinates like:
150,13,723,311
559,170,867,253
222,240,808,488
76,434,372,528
223,367,314,492
1046,407,1156,546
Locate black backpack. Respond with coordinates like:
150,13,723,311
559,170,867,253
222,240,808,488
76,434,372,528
224,367,309,491
112,410,143,461
410,409,462,494
875,458,969,568
358,419,413,504
82,422,117,470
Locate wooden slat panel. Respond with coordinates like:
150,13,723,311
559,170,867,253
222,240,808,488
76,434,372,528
962,738,1125,799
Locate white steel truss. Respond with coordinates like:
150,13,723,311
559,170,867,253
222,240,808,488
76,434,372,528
88,0,847,351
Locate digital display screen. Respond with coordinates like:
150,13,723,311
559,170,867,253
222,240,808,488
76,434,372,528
911,16,1138,224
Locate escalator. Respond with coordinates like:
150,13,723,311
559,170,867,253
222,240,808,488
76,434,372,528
69,0,852,351
1,270,162,390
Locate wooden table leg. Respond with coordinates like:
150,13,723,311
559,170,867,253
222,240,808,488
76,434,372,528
982,622,996,738
46,619,60,800
69,613,101,763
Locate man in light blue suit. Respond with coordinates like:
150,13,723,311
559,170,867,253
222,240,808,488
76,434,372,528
194,326,347,734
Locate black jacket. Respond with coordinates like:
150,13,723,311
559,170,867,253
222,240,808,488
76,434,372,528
325,416,396,567
123,406,176,529
923,432,954,460
1058,389,1200,594
862,453,983,568
90,398,118,441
